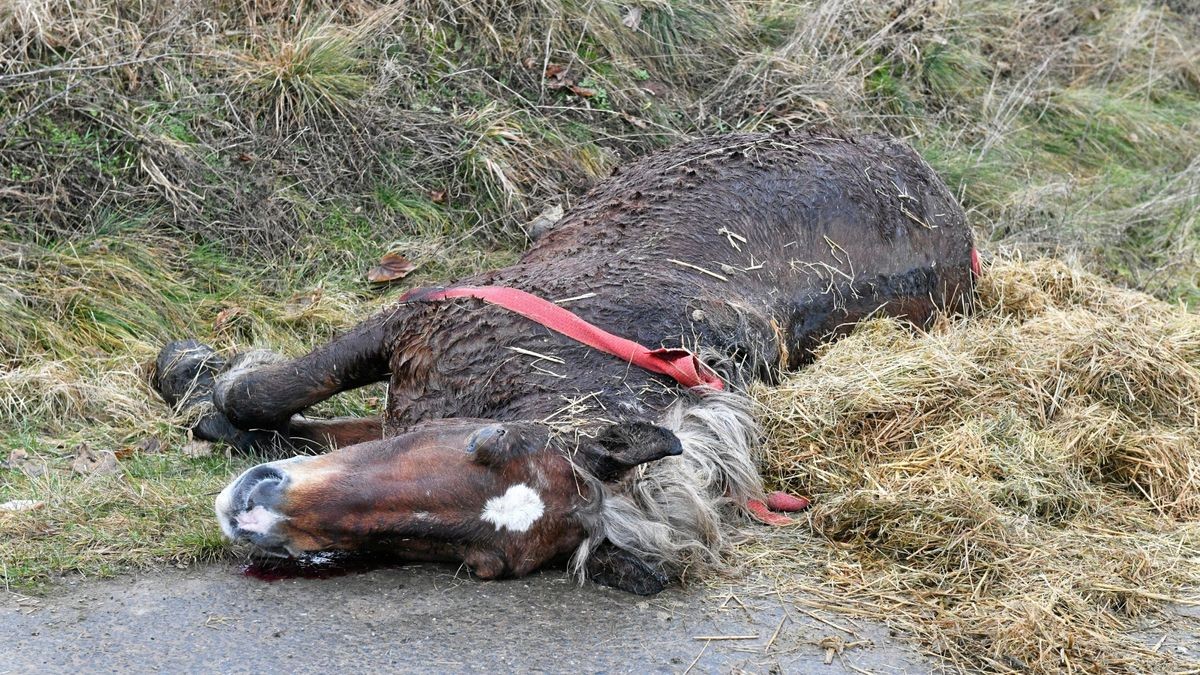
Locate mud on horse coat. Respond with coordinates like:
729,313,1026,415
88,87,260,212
153,131,976,595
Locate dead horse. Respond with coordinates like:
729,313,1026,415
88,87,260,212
153,131,976,595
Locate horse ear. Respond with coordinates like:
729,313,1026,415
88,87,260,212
575,421,682,482
467,424,529,466
585,542,669,595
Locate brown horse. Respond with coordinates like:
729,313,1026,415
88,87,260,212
153,131,976,594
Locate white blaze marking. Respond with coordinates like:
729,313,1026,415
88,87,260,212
234,504,283,534
481,484,545,533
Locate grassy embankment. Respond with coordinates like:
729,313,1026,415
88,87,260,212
1,1,1198,671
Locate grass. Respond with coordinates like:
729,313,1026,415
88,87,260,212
232,16,372,131
5,1,1193,274
0,0,1198,670
1,444,237,587
0,228,507,591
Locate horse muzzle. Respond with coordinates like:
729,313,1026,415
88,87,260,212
216,458,311,557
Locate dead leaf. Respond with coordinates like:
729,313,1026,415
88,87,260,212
367,252,418,284
237,152,255,163
430,189,447,204
568,84,596,99
71,444,120,476
116,435,162,460
214,306,246,331
3,449,47,477
543,63,572,90
182,439,213,458
622,6,643,30
284,289,323,314
0,500,44,512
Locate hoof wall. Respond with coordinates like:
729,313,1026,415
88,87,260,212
153,339,225,408
586,543,669,595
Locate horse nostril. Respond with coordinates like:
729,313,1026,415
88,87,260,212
245,475,283,510
241,464,285,487
216,461,299,547
233,464,287,511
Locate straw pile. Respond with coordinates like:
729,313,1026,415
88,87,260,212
753,256,1200,672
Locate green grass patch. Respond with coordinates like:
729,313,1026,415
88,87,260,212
0,221,509,589
1,447,249,591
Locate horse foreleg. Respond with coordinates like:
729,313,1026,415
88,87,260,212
210,315,397,431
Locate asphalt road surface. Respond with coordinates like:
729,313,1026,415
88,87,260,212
1,562,934,674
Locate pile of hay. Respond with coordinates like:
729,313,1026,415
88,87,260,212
753,256,1200,672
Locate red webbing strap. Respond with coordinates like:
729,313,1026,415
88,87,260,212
403,286,724,391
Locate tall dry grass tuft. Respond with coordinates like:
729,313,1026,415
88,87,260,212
753,255,1200,672
231,17,370,130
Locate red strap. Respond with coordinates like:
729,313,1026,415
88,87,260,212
403,286,724,391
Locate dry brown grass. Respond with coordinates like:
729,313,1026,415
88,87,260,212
752,255,1200,672
3,0,1196,296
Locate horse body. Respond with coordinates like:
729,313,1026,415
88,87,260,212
154,131,974,594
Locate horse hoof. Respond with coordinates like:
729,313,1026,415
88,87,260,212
153,339,226,409
585,543,669,595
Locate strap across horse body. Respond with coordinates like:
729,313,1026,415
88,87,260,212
401,245,984,392
400,285,724,392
